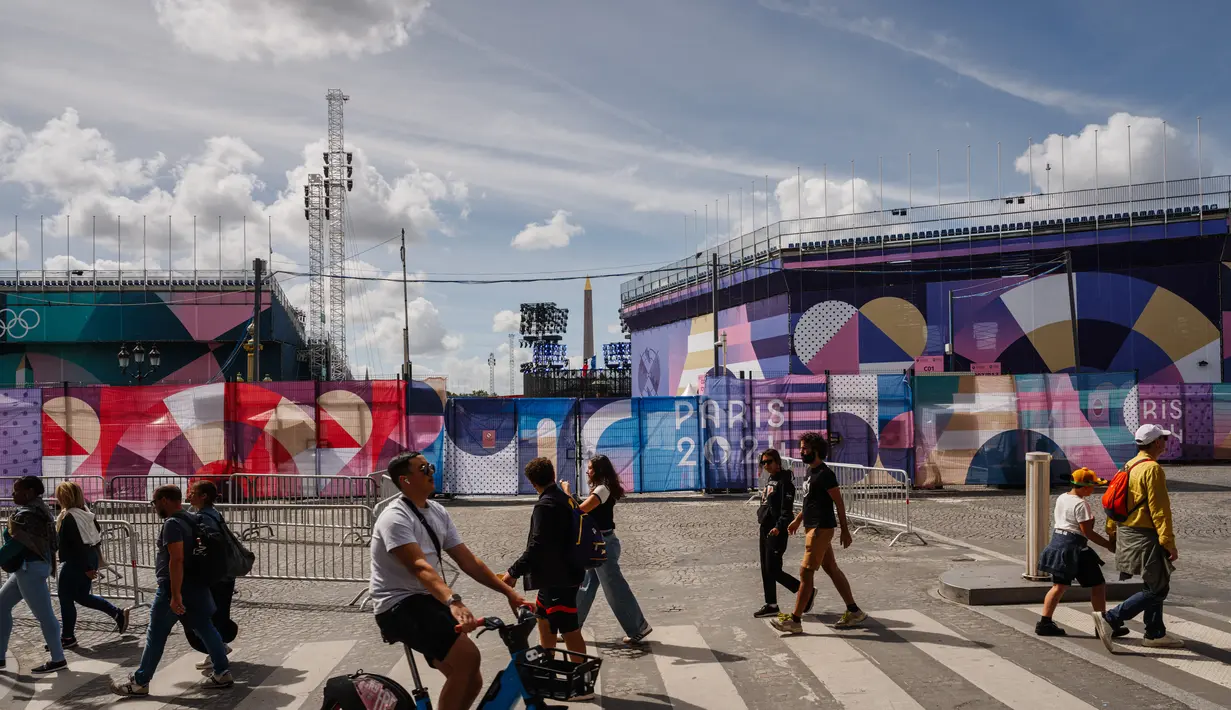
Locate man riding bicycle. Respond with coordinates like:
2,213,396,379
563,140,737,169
370,451,528,710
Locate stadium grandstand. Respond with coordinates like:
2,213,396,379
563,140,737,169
622,175,1231,396
0,269,315,386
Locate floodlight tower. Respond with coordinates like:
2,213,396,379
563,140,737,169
488,352,496,395
508,333,515,395
325,88,353,379
304,174,327,379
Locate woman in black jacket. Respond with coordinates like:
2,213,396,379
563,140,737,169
753,449,804,618
54,481,129,647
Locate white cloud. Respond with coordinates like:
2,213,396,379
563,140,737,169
0,109,165,202
0,109,468,271
1014,113,1200,193
606,323,622,335
152,0,431,62
0,232,31,265
510,210,583,250
492,309,520,333
420,340,531,395
774,175,879,222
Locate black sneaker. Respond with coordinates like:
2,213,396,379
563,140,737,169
115,608,131,635
32,660,67,674
753,604,780,618
803,589,818,614
1035,619,1067,637
44,638,77,651
1112,626,1130,638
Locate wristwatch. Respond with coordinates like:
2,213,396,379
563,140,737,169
447,594,464,607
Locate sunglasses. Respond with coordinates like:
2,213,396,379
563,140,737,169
759,460,774,467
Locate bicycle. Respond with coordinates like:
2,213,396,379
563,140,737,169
392,606,602,710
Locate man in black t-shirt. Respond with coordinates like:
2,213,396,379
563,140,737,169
769,432,866,635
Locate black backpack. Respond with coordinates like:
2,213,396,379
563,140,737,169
170,512,229,586
216,513,255,578
566,497,607,571
321,671,414,710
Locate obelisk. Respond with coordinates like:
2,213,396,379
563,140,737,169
583,276,594,364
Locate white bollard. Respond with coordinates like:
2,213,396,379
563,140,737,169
1023,451,1053,581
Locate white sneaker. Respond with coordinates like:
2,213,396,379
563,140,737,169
195,645,233,669
1142,634,1185,649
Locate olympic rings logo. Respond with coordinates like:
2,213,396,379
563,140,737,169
0,308,40,339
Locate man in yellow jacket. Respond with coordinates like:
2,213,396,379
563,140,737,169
1092,424,1183,651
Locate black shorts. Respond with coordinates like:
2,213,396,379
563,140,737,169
1051,547,1106,588
534,586,580,634
374,594,459,668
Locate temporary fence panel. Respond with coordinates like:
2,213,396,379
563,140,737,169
1136,383,1214,460
92,499,372,583
703,374,830,490
638,397,703,492
406,379,447,489
914,372,1137,487
782,459,924,546
0,475,106,519
94,519,147,607
222,503,372,583
578,397,704,494
828,375,879,466
748,374,829,461
702,376,754,489
0,388,42,479
0,518,146,609
443,398,518,495
230,474,380,506
229,381,317,477
515,398,578,494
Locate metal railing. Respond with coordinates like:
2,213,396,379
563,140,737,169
622,175,1231,305
102,474,380,508
782,458,925,546
91,499,374,584
0,476,108,520
0,518,146,610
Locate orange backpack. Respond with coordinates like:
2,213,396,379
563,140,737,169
1102,459,1148,523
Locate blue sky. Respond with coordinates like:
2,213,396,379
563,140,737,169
1,0,1227,392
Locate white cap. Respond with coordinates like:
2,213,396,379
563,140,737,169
1134,423,1172,446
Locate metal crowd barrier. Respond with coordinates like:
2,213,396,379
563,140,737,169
0,518,146,611
103,474,380,508
782,458,925,546
91,500,374,584
0,475,108,519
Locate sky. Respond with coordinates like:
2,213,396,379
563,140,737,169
2,0,1229,393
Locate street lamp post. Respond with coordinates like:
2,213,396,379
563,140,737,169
118,342,161,383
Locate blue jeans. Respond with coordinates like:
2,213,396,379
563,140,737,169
0,560,64,661
58,562,121,638
575,533,649,638
1105,575,1169,639
135,583,229,685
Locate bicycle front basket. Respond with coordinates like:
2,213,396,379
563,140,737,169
516,647,603,701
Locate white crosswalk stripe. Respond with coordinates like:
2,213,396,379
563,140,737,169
780,624,923,709
4,604,1231,708
1050,606,1231,691
234,641,356,710
876,609,1094,709
652,625,749,710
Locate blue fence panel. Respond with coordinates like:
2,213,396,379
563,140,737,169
579,398,638,492
639,397,702,492
443,397,518,495
702,376,754,489
515,398,578,494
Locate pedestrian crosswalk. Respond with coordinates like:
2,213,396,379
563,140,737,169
0,603,1228,708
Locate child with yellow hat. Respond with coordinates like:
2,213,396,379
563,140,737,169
1035,468,1123,637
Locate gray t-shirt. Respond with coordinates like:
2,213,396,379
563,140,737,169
369,499,462,614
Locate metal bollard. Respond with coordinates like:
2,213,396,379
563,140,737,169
1023,451,1053,581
